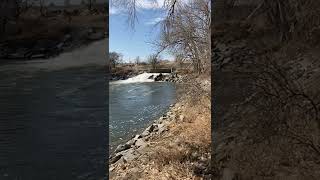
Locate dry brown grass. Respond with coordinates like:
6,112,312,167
111,66,135,76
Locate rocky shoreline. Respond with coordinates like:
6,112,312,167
109,72,186,165
109,102,182,167
0,32,107,62
109,74,185,166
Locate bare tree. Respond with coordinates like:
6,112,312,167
85,0,93,10
110,0,210,74
0,0,19,35
148,54,159,70
111,0,178,28
37,0,46,16
158,0,211,73
174,53,184,69
109,51,122,69
134,56,140,65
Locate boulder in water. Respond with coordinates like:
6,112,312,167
154,73,164,81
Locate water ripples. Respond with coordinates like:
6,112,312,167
109,82,176,151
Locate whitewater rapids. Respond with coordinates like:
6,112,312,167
111,73,170,84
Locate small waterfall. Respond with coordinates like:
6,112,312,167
111,73,169,84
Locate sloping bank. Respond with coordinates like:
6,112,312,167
109,74,211,180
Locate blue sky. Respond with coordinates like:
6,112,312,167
109,2,173,62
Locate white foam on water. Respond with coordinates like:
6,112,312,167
110,73,169,84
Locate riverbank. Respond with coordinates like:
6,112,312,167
109,74,211,179
0,39,107,73
0,5,107,63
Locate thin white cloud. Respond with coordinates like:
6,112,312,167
137,0,163,9
110,0,192,15
145,17,165,25
110,7,119,15
109,0,163,15
138,0,192,10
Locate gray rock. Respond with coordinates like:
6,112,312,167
110,154,123,164
148,124,156,132
157,124,168,134
126,139,136,146
135,139,147,148
133,134,142,141
114,143,131,153
121,148,137,162
141,129,150,137
179,115,185,122
156,116,164,124
109,166,115,171
152,124,159,132
143,135,151,142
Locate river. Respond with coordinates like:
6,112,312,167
0,39,176,179
109,79,176,152
0,40,107,180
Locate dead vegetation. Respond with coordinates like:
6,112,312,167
212,0,320,179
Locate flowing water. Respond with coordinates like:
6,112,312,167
0,40,107,180
109,75,176,152
0,39,176,178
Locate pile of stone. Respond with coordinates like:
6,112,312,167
0,34,74,60
109,104,178,166
152,73,184,83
